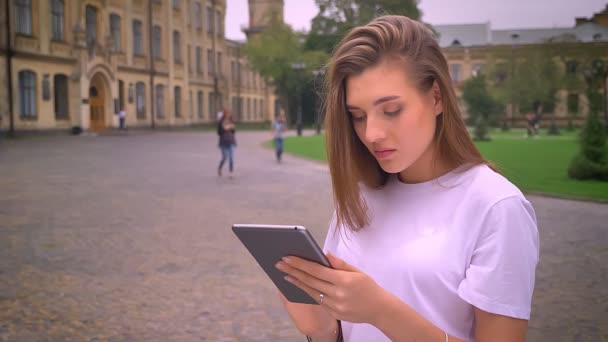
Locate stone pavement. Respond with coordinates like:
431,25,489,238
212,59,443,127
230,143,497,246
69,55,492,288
0,131,606,341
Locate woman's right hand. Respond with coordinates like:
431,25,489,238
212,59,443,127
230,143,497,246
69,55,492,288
279,291,339,341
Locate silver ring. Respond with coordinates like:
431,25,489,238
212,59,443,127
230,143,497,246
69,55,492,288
319,293,324,304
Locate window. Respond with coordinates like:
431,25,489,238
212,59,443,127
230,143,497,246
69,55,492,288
206,7,213,33
110,14,121,52
247,98,251,120
495,63,508,84
189,91,193,117
155,84,165,118
231,61,236,83
153,26,162,60
172,0,180,9
50,0,64,40
472,64,483,77
133,20,143,55
136,82,146,119
568,93,579,114
217,52,222,77
197,91,204,118
450,64,461,82
174,86,182,117
194,2,202,30
173,31,181,63
566,60,578,75
118,80,125,111
215,10,222,36
14,0,32,35
207,49,213,75
18,70,36,118
85,5,98,45
196,47,202,74
209,92,215,119
232,97,238,120
54,74,68,119
187,45,192,72
261,99,264,119
254,99,257,119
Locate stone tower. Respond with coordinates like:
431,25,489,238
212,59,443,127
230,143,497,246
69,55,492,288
243,0,284,39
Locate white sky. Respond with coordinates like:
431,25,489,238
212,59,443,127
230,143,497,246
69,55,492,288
226,0,606,41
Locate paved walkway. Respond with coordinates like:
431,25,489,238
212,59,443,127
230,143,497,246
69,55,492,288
0,131,606,341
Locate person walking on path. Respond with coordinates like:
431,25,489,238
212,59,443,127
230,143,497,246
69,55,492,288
217,108,236,178
272,114,287,163
275,15,539,342
118,108,126,131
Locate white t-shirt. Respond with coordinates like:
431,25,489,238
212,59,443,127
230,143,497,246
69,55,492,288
323,164,539,342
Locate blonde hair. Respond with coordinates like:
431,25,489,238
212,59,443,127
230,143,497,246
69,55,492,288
324,15,495,231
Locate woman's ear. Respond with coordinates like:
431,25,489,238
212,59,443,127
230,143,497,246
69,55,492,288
431,81,443,116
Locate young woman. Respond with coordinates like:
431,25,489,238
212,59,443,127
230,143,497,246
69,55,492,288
275,16,539,342
217,108,236,178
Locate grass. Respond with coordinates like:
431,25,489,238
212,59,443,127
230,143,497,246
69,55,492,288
276,129,608,202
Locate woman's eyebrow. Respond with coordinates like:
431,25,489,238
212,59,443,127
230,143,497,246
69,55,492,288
346,95,401,110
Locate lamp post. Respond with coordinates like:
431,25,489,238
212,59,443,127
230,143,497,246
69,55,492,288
508,32,519,131
291,62,305,136
312,68,325,135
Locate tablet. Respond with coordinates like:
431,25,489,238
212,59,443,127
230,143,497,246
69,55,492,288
232,224,331,304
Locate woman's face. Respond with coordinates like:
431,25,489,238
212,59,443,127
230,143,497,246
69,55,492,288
345,60,443,181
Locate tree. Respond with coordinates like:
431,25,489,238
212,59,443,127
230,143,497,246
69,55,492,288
568,60,608,181
461,75,503,141
486,46,563,133
242,18,328,124
305,0,421,53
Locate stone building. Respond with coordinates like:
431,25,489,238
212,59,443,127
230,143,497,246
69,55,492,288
0,0,278,132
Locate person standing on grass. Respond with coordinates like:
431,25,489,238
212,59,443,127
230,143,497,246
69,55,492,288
275,15,539,342
272,114,287,163
217,108,236,178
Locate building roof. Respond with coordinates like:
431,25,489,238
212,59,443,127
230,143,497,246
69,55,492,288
434,23,491,47
434,21,608,47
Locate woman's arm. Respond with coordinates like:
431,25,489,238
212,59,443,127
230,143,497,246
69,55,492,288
278,254,529,342
279,292,339,341
374,291,527,342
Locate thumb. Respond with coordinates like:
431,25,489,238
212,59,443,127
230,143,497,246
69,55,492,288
327,252,359,272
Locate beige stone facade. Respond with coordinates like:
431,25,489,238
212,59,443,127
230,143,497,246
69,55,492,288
437,6,608,127
0,0,277,132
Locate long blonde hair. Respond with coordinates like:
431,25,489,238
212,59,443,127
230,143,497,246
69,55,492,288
324,15,495,231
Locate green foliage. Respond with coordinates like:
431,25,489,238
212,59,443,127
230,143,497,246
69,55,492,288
241,19,329,122
461,75,503,140
277,131,608,201
485,46,563,131
568,110,608,181
305,0,421,53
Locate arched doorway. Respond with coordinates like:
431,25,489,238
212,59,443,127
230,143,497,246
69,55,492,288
89,74,107,132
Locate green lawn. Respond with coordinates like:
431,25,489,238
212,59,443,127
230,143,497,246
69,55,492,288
275,129,608,202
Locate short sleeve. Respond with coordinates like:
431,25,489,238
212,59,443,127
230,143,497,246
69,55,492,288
458,196,540,319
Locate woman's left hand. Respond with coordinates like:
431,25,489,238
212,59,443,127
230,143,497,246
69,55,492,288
275,253,387,324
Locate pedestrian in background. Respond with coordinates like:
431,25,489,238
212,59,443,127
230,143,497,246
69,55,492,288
272,114,287,163
217,108,236,178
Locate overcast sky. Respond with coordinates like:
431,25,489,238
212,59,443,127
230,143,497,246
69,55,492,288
226,0,606,41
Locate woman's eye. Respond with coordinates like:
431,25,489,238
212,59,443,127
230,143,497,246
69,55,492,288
384,108,401,116
352,115,366,122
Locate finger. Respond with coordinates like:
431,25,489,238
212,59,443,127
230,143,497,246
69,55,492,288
283,256,341,284
284,274,330,306
276,261,334,296
326,252,360,272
